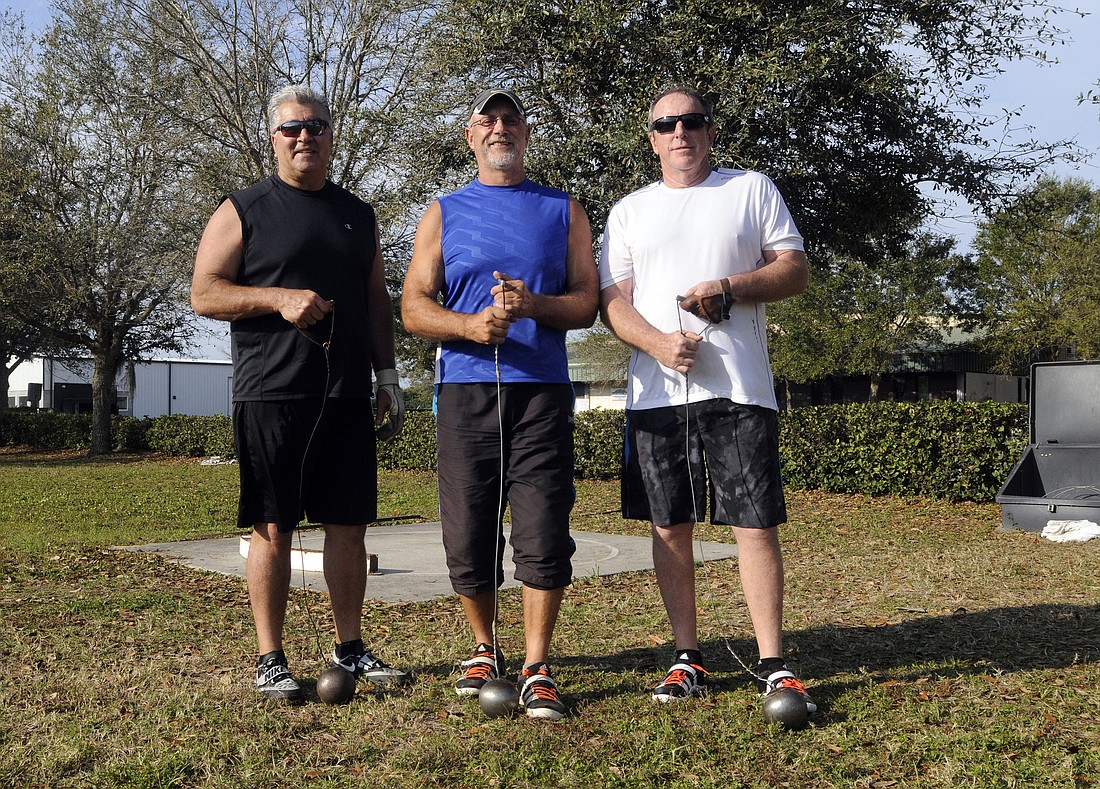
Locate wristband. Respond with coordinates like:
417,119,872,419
376,368,399,387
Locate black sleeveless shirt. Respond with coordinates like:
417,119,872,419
227,175,377,400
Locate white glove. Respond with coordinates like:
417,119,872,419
374,368,405,441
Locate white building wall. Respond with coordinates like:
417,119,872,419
573,383,628,412
7,357,232,416
131,362,169,417
133,360,232,417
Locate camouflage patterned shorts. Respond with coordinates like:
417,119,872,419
622,399,786,528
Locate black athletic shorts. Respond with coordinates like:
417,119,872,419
234,398,378,533
436,383,576,595
623,399,786,529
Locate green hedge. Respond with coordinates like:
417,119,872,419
145,415,236,458
779,401,1029,503
376,411,438,471
0,401,1031,502
0,410,95,449
574,408,626,479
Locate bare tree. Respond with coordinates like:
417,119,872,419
0,2,200,451
115,0,445,374
0,0,442,447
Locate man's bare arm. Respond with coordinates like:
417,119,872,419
400,201,511,345
679,248,809,305
600,277,702,375
191,200,332,328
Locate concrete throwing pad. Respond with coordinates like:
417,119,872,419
120,522,738,603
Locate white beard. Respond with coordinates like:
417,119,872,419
485,142,517,170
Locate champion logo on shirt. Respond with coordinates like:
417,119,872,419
344,224,353,230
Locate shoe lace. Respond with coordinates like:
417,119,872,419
662,668,693,688
774,675,808,696
662,662,708,688
523,674,560,702
461,659,496,681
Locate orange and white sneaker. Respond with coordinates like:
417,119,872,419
653,650,711,702
758,665,817,714
519,662,566,720
455,643,503,696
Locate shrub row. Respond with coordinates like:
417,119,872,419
0,401,1030,502
779,401,1029,502
0,410,236,457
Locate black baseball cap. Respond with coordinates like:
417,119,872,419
469,88,526,118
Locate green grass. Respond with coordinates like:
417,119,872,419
1,448,1099,788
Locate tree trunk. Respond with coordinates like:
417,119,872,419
89,347,123,455
0,338,10,412
868,372,882,402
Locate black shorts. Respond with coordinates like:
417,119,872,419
234,398,378,533
436,383,576,595
623,399,786,529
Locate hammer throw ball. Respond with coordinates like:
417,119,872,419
316,665,357,705
761,686,809,730
478,678,520,719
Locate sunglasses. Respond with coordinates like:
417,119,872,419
650,113,711,134
469,114,525,129
274,118,330,137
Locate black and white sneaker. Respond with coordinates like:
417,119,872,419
332,644,412,687
455,643,504,697
653,650,710,702
255,651,305,703
520,662,566,720
755,663,817,715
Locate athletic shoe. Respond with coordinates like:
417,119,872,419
652,650,710,702
331,646,412,686
520,662,567,720
455,643,504,696
758,665,817,714
255,651,305,703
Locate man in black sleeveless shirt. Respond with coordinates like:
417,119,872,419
191,85,409,703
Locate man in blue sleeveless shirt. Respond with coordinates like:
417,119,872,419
192,85,409,703
402,88,598,720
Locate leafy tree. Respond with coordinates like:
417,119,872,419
0,129,57,410
0,15,70,410
769,231,971,401
0,0,442,445
420,0,1082,263
970,176,1100,371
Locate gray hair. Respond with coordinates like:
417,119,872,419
266,85,332,132
648,86,714,126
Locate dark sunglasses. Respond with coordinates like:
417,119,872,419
274,118,330,137
650,113,711,134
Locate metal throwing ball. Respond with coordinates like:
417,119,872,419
316,665,357,705
478,678,520,719
761,687,809,730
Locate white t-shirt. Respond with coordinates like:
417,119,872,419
599,168,803,411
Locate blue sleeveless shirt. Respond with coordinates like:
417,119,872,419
437,179,571,384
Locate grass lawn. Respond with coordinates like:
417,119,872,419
1,447,1098,788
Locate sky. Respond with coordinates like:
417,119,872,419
925,5,1100,250
5,1,1099,357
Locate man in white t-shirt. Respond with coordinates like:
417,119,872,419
598,85,815,715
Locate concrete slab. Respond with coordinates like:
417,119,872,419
121,522,738,603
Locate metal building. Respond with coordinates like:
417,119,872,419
6,357,233,417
